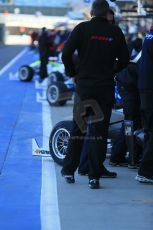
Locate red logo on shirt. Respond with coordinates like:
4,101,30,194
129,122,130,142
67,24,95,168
91,35,113,42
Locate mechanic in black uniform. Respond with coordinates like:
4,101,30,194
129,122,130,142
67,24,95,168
61,0,129,189
78,8,117,176
38,27,50,82
136,26,153,183
110,46,142,167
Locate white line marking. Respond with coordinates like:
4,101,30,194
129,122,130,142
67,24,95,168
9,72,19,81
35,79,48,90
41,101,61,230
0,48,27,76
36,91,47,103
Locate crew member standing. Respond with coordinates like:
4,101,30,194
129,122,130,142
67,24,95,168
78,8,117,176
61,0,129,189
38,27,50,82
136,26,153,183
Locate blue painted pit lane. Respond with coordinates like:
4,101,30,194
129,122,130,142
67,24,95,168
0,49,43,230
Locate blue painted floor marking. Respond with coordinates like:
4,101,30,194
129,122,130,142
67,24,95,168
0,49,43,230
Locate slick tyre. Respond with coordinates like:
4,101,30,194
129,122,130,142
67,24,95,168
48,71,64,85
49,121,72,165
47,82,71,106
18,65,34,82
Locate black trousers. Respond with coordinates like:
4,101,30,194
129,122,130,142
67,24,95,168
62,86,114,179
138,92,153,177
120,87,141,125
110,86,142,163
39,56,48,79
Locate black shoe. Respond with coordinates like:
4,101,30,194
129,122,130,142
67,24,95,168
135,174,153,184
89,179,100,189
101,168,117,178
64,175,75,184
61,170,75,184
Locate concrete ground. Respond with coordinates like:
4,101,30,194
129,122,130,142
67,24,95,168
0,45,152,230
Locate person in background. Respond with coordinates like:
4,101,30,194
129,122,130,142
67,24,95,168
130,36,143,58
38,27,50,82
30,30,38,50
54,30,61,56
110,53,142,167
49,30,56,57
61,0,129,189
109,38,142,167
135,26,153,184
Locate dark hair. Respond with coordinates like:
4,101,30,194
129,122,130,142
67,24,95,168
91,0,110,17
42,27,47,31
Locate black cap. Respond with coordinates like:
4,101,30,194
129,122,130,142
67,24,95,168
91,0,110,17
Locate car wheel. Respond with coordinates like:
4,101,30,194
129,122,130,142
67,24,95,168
48,71,64,85
18,65,34,82
47,82,71,106
49,120,72,165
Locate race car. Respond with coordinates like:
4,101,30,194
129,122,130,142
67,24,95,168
48,108,124,166
18,58,65,82
49,115,144,166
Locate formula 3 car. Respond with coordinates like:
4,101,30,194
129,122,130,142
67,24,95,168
18,58,64,82
49,110,124,166
49,116,144,166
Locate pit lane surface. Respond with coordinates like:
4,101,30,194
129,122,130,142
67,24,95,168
0,45,26,69
0,47,152,230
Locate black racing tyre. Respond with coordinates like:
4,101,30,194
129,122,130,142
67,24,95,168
18,65,34,82
49,120,72,165
48,71,64,85
47,82,71,106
